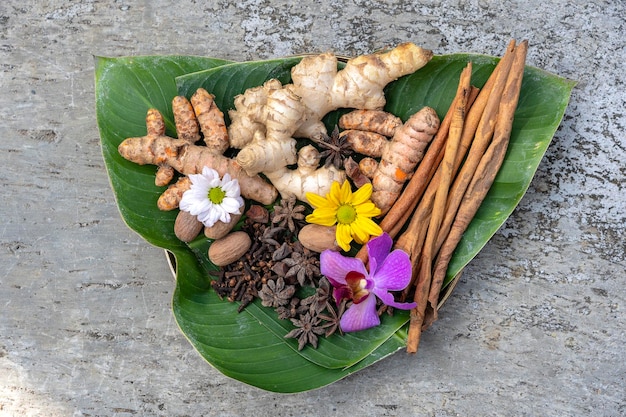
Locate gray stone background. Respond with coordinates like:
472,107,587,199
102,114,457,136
1,0,624,416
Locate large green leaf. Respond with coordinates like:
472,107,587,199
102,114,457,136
96,52,575,393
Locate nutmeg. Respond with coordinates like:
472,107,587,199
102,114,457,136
174,210,204,242
204,213,241,240
208,231,252,266
297,224,340,253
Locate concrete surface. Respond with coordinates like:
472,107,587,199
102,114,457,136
1,0,624,416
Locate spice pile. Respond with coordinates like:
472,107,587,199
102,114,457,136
117,40,528,353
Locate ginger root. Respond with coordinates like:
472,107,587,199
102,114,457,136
227,43,433,200
118,88,278,207
264,145,346,202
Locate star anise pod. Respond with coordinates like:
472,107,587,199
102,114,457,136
276,297,301,320
300,277,332,314
318,299,347,338
258,277,295,308
315,125,353,170
283,250,321,287
284,312,326,350
271,195,306,234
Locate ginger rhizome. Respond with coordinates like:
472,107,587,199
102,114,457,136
118,88,278,208
227,42,433,202
339,107,440,214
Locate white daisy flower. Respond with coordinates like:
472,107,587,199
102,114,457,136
179,167,244,228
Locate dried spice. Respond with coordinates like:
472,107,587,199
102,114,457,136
259,277,296,308
211,198,346,350
319,300,347,338
314,125,353,170
284,312,326,350
283,248,321,287
271,195,306,233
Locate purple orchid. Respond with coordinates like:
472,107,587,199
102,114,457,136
320,233,417,332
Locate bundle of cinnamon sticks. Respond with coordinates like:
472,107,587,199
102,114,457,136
358,39,529,353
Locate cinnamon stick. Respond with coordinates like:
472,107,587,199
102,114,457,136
406,63,473,354
434,39,517,255
394,89,479,302
402,39,517,330
427,40,528,326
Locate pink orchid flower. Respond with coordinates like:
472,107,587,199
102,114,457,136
320,233,417,332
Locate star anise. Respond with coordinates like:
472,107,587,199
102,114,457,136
258,277,296,308
318,299,347,338
283,250,321,287
315,125,353,170
271,195,306,234
284,312,326,350
276,297,301,320
300,277,331,314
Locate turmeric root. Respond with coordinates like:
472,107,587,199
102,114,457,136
227,43,433,200
118,89,278,206
340,130,389,158
339,109,402,137
340,107,440,214
157,176,191,211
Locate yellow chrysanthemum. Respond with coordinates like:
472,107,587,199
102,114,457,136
305,180,383,252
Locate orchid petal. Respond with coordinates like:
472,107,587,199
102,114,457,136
332,286,350,305
373,289,417,310
320,250,367,285
339,294,380,332
371,249,412,291
366,233,393,273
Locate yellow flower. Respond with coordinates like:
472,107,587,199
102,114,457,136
305,181,383,252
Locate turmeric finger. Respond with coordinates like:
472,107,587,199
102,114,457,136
340,130,389,157
157,176,191,211
172,96,201,144
371,106,440,214
191,88,229,153
339,109,402,137
146,108,166,136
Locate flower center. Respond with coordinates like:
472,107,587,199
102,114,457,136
345,271,369,303
336,204,356,225
208,186,226,204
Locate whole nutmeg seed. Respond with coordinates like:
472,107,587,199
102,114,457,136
174,210,204,242
298,224,340,253
208,231,252,266
204,213,241,240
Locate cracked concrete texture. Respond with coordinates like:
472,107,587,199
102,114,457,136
1,0,624,416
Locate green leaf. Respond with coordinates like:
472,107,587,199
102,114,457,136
95,55,232,249
96,52,574,393
172,247,407,393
